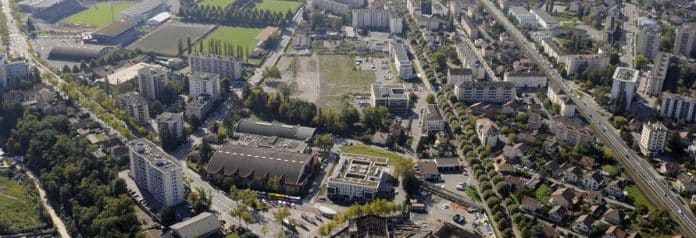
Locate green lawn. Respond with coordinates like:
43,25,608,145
196,26,263,54
319,55,375,108
196,0,235,7
626,184,655,211
0,176,47,233
602,164,619,176
60,2,134,27
534,184,551,202
341,144,410,165
255,0,302,13
551,12,577,22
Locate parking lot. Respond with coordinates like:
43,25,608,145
356,56,394,84
411,193,494,237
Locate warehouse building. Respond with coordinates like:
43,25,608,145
121,0,168,23
205,143,317,194
90,20,140,46
47,45,116,62
232,118,316,152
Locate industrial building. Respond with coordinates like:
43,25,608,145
232,118,316,152
19,0,83,23
121,0,168,23
47,45,116,62
128,138,185,207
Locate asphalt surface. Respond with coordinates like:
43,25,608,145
476,0,696,235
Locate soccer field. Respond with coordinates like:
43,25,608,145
196,0,235,8
60,2,134,27
255,0,302,13
196,26,263,54
130,23,215,56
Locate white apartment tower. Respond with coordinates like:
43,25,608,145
634,17,661,58
189,72,221,99
137,65,167,100
189,53,242,81
610,67,639,110
660,93,696,122
674,23,696,57
639,122,668,156
128,138,185,207
639,52,670,96
118,92,150,124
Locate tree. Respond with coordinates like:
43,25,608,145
425,94,435,104
177,38,184,56
314,134,334,151
634,54,648,70
200,140,213,164
273,207,291,223
186,35,192,54
161,206,176,226
266,175,281,193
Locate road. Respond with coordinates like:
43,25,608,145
476,0,696,236
23,167,71,238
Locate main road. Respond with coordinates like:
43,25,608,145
476,0,696,236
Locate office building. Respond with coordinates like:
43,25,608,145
90,20,140,46
639,121,668,156
137,64,167,100
188,53,242,81
156,112,184,142
327,154,388,201
639,52,670,96
19,0,83,23
128,138,185,207
503,72,547,88
530,8,560,29
660,93,696,122
421,104,446,134
371,84,409,112
551,117,593,145
454,80,516,103
205,143,316,194
121,0,168,23
565,54,609,76
507,6,537,29
312,0,351,15
390,42,413,79
189,72,221,99
475,118,499,147
0,54,29,89
118,92,150,124
610,67,639,110
634,17,661,58
674,23,696,57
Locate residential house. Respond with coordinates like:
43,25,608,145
660,161,681,176
527,112,542,130
603,208,623,225
675,173,696,194
521,196,541,212
545,160,561,177
543,224,560,238
604,180,624,198
580,156,596,169
564,166,582,184
604,225,626,238
582,171,604,190
573,214,594,234
544,138,559,155
584,191,604,205
549,205,571,223
550,187,575,208
416,160,440,182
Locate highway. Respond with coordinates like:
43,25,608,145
476,0,696,236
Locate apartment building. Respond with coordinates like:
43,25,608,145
565,54,609,76
660,93,696,122
128,138,185,207
639,52,670,96
327,154,388,201
530,8,559,29
189,72,221,99
185,96,215,120
352,8,389,29
156,112,184,142
188,53,242,81
454,80,516,103
551,117,593,145
541,37,567,63
503,71,547,88
371,84,409,112
390,42,414,79
447,68,473,87
547,82,575,117
137,64,167,100
460,15,478,38
0,54,29,89
118,92,150,124
634,17,661,58
674,23,696,57
475,118,499,147
639,121,668,156
421,104,446,134
610,67,639,110
312,0,351,15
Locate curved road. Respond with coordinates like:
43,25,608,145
476,0,696,236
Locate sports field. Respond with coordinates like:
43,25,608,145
130,23,215,56
255,0,302,13
60,2,134,27
196,26,263,54
196,0,235,8
0,175,47,234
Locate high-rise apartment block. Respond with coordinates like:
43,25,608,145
189,53,242,81
634,17,661,58
639,52,670,96
118,92,150,124
189,72,221,99
660,93,696,122
610,67,639,110
673,23,696,57
639,121,668,156
156,112,185,142
128,138,185,207
137,65,167,100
